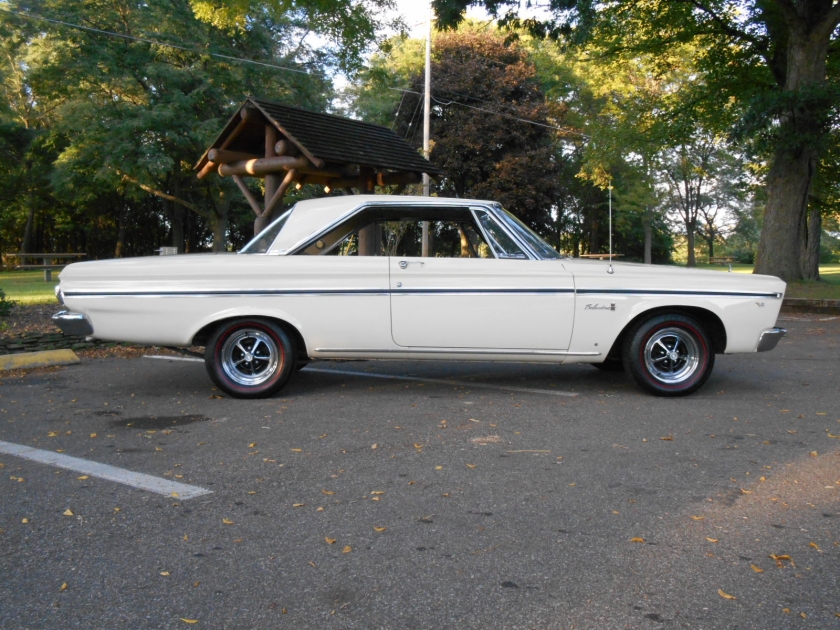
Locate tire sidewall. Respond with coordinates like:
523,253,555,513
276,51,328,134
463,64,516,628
205,319,294,399
623,314,714,397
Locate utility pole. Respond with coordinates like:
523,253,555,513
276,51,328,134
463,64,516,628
421,1,432,256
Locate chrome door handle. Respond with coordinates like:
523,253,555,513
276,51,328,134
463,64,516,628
398,260,424,269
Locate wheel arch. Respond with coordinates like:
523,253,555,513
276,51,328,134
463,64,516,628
604,306,727,361
192,316,309,361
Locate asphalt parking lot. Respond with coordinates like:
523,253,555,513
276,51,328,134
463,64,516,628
1,313,838,629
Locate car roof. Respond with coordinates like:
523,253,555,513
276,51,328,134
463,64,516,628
269,195,492,254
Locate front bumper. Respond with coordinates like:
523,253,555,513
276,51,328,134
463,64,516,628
52,311,93,337
756,327,786,352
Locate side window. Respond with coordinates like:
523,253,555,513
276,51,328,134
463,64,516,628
300,206,499,258
473,209,527,259
381,220,494,258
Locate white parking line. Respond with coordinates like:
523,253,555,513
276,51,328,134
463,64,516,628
0,441,212,500
302,367,579,397
144,355,204,363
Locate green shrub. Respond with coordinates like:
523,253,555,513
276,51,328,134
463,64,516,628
0,289,17,317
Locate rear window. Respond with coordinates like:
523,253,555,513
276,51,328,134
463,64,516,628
240,210,292,254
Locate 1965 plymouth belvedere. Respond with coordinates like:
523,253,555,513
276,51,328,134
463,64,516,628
53,195,786,398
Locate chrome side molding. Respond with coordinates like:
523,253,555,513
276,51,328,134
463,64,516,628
756,327,786,352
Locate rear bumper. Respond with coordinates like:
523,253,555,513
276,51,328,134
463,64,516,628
52,311,93,337
756,327,786,352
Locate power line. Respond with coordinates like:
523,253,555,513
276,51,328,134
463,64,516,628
389,87,587,137
0,6,313,75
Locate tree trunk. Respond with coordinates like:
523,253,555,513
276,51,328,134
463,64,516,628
115,199,128,258
800,203,821,280
171,205,185,253
21,161,35,254
755,24,832,281
686,220,696,267
21,204,35,254
212,209,229,252
707,234,715,260
643,206,652,264
755,144,816,280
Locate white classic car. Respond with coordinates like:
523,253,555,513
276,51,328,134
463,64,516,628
53,195,786,398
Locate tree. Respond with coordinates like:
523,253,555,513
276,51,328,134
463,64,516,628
1,0,392,255
356,26,570,238
434,0,840,282
659,135,745,266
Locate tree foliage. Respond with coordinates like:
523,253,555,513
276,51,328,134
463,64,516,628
0,0,388,257
434,0,840,281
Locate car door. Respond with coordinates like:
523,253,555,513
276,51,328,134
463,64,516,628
389,211,576,350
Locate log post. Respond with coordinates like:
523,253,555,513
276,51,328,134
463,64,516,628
357,168,377,256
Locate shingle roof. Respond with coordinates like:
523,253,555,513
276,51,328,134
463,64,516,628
195,97,441,176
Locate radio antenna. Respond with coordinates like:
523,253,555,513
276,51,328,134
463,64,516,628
608,179,614,275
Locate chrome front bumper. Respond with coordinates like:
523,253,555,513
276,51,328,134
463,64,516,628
757,327,786,352
52,311,93,337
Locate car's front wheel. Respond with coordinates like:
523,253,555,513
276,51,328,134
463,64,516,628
623,313,714,397
205,318,294,399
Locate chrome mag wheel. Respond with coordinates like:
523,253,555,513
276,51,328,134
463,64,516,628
220,329,280,387
643,327,700,385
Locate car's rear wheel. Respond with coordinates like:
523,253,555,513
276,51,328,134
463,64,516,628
623,313,714,397
205,319,294,399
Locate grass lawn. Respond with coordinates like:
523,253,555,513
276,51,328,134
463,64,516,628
693,263,840,300
0,270,60,305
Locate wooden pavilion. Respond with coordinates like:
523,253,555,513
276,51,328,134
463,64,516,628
195,98,442,234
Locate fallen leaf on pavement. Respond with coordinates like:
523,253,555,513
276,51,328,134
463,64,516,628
292,503,305,507
809,542,820,551
718,589,736,600
691,516,705,521
466,464,476,469
325,537,336,544
321,490,335,495
706,538,719,543
77,475,89,481
660,435,674,441
342,546,352,553
222,519,234,525
374,526,387,532
180,619,198,624
769,554,795,567
60,583,67,591
63,509,73,517
750,564,764,573
630,537,645,543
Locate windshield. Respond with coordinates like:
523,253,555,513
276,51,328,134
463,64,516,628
240,209,292,254
496,208,562,260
